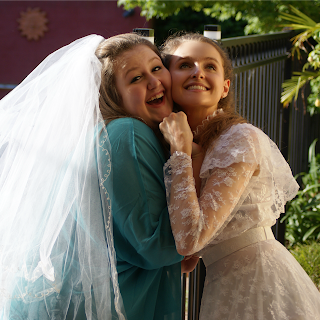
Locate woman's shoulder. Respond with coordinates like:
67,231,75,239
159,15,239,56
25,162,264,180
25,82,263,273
200,123,266,176
106,117,151,133
106,117,164,154
221,123,262,138
210,123,263,151
106,118,155,141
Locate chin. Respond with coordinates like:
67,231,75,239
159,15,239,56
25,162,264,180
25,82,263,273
161,107,173,118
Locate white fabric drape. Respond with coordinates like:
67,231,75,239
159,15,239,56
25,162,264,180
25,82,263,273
0,35,125,320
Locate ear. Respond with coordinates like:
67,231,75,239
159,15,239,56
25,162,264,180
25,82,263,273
221,79,230,99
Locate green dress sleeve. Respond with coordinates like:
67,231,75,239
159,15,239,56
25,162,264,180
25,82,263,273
103,118,183,320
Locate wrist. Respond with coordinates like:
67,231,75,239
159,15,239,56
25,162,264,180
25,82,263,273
170,145,192,156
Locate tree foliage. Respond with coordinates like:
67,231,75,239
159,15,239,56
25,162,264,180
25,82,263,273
118,0,320,35
280,6,320,115
152,6,247,45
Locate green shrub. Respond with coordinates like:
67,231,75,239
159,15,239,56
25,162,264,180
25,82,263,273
281,139,320,248
290,241,320,290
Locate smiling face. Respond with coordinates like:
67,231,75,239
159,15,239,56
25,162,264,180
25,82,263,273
169,40,230,120
115,45,173,128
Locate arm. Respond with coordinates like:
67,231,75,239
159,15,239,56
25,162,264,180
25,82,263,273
160,113,257,256
159,112,203,197
165,153,256,255
103,118,183,269
192,142,204,197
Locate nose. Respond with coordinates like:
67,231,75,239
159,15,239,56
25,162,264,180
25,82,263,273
147,75,161,90
192,65,204,79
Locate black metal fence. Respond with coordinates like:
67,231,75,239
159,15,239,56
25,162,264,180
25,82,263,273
183,30,320,320
224,32,289,151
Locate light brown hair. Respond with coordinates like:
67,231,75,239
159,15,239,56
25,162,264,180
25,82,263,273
161,32,246,151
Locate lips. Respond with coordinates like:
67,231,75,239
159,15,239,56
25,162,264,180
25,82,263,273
147,92,164,105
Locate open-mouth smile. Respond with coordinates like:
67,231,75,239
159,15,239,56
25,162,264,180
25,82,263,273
147,92,164,105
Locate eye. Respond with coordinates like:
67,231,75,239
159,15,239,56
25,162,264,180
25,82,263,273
179,62,191,69
206,64,216,71
152,65,162,72
130,75,141,83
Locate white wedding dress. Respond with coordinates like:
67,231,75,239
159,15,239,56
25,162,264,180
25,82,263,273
164,122,320,319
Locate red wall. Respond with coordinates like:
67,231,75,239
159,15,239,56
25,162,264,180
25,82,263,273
0,1,151,98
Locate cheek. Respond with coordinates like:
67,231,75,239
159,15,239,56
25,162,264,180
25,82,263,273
171,85,183,106
171,71,187,93
124,87,140,102
169,72,180,92
169,69,179,83
121,89,139,115
157,72,171,100
164,74,172,91
115,79,130,109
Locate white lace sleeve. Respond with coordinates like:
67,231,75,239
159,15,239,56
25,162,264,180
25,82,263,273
164,151,257,256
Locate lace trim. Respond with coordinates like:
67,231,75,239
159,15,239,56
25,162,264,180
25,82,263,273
193,108,223,136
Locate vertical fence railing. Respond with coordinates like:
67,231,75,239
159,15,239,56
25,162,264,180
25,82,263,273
288,100,320,177
223,31,291,147
182,30,320,320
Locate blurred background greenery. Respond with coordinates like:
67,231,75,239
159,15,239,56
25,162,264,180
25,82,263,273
152,6,247,45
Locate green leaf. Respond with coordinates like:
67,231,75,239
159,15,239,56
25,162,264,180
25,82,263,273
303,225,320,241
301,183,320,195
281,71,319,105
280,5,317,27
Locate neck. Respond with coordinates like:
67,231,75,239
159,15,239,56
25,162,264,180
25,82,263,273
183,108,215,132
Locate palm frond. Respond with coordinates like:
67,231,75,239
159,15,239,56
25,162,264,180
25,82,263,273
281,71,319,104
280,5,317,27
280,5,320,56
281,74,306,103
290,26,320,45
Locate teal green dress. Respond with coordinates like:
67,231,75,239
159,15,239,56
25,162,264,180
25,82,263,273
104,118,183,320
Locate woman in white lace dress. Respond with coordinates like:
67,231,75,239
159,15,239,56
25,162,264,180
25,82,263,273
159,32,320,319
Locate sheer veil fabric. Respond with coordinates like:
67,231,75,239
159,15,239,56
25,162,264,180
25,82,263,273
0,35,125,319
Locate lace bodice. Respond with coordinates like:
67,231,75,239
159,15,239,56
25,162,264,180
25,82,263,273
164,123,299,256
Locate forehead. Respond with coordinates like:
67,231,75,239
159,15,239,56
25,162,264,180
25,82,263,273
172,40,223,63
115,45,160,76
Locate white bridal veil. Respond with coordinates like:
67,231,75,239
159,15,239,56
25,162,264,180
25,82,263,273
0,35,125,319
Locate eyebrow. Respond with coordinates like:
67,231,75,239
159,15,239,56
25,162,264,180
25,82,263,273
125,56,161,77
175,56,220,64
